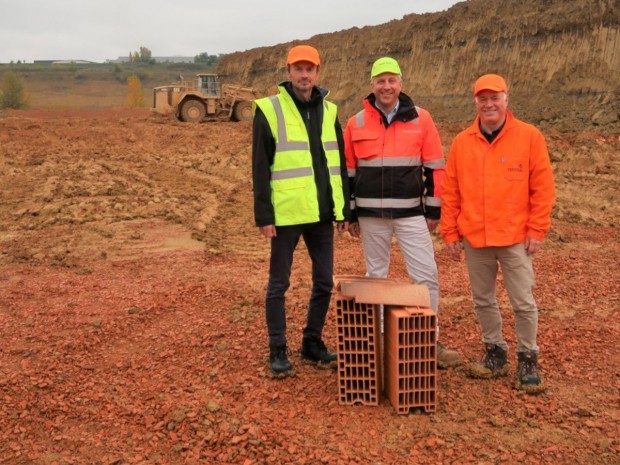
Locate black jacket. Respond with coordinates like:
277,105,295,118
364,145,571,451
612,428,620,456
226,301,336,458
252,82,350,226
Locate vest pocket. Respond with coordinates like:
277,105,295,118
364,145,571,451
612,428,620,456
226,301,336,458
284,121,305,141
272,176,314,225
272,175,310,190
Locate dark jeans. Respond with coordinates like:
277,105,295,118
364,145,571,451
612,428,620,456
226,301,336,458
265,220,334,347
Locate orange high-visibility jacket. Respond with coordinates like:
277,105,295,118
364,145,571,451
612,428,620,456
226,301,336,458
440,111,555,248
344,94,445,220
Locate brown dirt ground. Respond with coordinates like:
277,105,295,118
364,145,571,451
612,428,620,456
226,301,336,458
0,109,619,465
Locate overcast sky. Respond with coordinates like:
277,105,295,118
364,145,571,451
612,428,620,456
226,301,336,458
0,0,461,63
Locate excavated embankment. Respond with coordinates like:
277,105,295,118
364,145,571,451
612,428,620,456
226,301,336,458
217,0,619,131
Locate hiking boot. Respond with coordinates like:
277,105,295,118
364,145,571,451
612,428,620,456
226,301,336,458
268,344,294,378
515,351,546,394
301,336,337,369
437,342,462,368
467,343,509,379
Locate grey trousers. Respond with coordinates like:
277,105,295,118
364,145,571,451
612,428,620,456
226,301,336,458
463,239,539,353
358,216,439,312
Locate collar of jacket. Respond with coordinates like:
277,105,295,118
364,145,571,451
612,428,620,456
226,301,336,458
467,109,516,140
364,91,419,123
279,81,328,108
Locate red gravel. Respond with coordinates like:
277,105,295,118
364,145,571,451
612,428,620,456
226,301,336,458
0,110,618,464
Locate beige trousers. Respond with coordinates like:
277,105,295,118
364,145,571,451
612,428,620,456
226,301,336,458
463,239,539,353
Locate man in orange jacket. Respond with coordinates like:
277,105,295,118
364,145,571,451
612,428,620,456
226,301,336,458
345,57,461,368
440,74,555,393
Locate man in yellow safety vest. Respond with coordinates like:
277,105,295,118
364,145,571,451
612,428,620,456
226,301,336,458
252,45,350,378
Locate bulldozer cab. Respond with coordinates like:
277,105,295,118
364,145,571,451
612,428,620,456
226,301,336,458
198,74,220,97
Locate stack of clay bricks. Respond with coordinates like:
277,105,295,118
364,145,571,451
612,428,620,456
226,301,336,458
335,297,382,405
384,305,437,413
334,276,437,414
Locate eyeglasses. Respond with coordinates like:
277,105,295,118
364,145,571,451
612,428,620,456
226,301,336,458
475,94,506,104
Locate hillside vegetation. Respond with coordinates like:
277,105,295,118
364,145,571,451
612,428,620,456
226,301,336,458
0,63,217,109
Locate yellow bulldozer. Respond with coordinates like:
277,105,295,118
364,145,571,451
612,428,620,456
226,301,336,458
152,73,259,122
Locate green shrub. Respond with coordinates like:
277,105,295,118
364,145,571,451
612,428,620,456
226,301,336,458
0,70,28,109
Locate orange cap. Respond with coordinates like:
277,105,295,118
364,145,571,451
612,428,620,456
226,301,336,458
474,74,508,95
287,45,320,66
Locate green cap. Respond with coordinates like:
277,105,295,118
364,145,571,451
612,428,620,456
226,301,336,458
371,57,401,78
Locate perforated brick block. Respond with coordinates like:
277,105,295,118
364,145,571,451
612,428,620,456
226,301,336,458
335,295,382,406
384,306,437,414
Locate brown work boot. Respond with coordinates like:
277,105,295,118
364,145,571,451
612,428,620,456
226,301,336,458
467,343,509,379
515,351,546,394
437,342,462,368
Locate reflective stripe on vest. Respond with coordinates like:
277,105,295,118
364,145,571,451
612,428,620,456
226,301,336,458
355,198,422,208
358,157,422,168
271,166,313,180
268,95,309,153
253,86,345,226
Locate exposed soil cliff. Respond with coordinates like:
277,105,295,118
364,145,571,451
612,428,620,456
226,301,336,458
217,0,619,130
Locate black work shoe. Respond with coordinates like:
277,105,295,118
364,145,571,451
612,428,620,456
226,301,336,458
467,343,509,379
515,351,545,394
300,336,337,369
268,344,294,379
437,342,462,369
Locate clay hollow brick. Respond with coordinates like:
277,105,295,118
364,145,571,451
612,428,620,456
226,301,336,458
334,276,437,414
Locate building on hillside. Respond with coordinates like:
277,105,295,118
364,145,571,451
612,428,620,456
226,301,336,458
154,56,194,63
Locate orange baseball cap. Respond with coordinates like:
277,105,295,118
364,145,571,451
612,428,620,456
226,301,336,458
286,45,320,66
474,74,508,95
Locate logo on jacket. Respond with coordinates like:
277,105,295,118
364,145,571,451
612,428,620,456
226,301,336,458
507,163,523,173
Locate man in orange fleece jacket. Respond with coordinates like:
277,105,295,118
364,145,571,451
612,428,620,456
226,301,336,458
440,74,555,394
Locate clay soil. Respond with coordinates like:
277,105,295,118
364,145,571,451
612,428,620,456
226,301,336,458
0,109,618,465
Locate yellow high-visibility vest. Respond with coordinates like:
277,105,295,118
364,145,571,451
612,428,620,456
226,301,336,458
253,86,345,226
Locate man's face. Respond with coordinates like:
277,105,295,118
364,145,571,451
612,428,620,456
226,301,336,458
371,73,402,111
475,90,509,128
287,61,319,95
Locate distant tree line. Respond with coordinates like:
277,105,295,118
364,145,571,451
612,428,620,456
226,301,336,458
125,47,225,66
129,46,154,64
194,52,226,65
2,46,227,67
